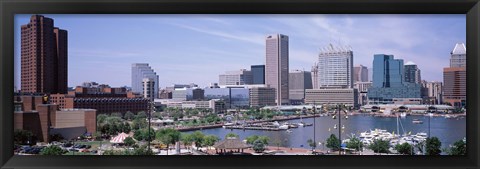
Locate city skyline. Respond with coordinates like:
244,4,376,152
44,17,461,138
14,14,466,88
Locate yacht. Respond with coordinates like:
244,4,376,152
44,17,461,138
412,119,423,124
400,112,407,118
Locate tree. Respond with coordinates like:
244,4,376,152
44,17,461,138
326,134,340,151
202,135,219,150
369,139,390,154
307,138,316,150
225,132,239,139
14,129,36,145
395,143,413,155
426,137,442,155
132,145,155,155
346,137,363,151
40,145,65,155
446,139,466,155
181,133,194,151
123,137,135,147
156,128,181,155
257,136,270,145
252,140,265,153
191,131,205,150
245,135,260,145
136,111,148,119
132,117,147,130
97,114,108,125
124,111,135,120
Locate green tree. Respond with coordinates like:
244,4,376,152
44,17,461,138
346,137,363,151
203,135,219,150
257,136,270,145
369,139,390,154
446,139,466,155
191,131,205,150
326,134,340,151
132,145,155,155
40,145,66,155
225,132,239,139
252,139,265,153
14,129,36,145
181,133,194,151
426,137,442,155
123,137,135,147
124,111,135,120
245,135,259,145
307,138,316,150
156,128,181,155
132,117,147,130
395,143,413,155
97,114,108,125
136,111,148,119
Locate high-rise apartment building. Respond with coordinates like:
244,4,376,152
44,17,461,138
353,64,369,82
249,87,276,108
443,43,466,108
219,69,253,85
142,78,156,101
131,63,159,99
265,34,289,105
289,70,312,104
21,15,68,94
251,65,265,84
404,61,421,84
317,44,353,89
424,81,443,105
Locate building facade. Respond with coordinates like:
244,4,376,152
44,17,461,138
265,34,289,105
219,69,253,85
251,65,265,84
354,82,372,106
311,63,319,89
131,63,159,99
288,70,313,104
368,54,422,104
142,78,156,101
249,87,276,108
353,64,369,82
317,44,354,89
21,15,68,94
305,89,358,107
450,43,466,68
404,62,421,84
424,81,443,105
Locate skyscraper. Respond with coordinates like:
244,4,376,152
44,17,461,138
404,61,421,84
443,43,466,108
450,43,466,68
251,65,265,84
317,44,353,89
353,64,369,82
21,15,68,94
368,54,422,104
142,78,156,101
311,63,319,89
289,70,313,104
265,34,289,105
132,63,159,99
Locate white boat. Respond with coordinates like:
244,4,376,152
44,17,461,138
222,122,235,128
286,129,293,133
400,112,407,118
279,124,289,130
412,119,423,124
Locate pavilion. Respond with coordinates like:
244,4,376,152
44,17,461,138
212,137,251,155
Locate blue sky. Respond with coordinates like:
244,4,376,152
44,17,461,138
14,14,466,88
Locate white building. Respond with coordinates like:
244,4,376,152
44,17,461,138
132,63,159,98
265,34,289,106
450,43,466,68
142,78,156,101
317,44,353,89
354,82,372,106
219,69,253,85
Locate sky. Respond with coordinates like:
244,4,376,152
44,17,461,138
14,14,466,89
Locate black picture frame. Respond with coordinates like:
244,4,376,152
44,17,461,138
1,0,479,169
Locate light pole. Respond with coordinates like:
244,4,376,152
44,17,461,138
148,101,154,154
332,104,348,155
313,101,316,153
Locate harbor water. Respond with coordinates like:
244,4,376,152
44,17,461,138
186,114,466,150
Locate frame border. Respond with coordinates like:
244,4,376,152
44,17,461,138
1,0,479,169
